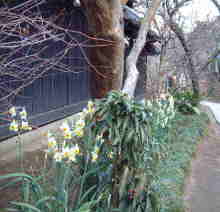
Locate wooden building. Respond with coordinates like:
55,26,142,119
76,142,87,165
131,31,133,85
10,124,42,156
0,1,90,139
0,0,160,140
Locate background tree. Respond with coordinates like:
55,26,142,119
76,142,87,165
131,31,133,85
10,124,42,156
162,0,200,96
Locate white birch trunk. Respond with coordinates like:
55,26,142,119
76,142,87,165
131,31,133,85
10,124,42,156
122,0,161,97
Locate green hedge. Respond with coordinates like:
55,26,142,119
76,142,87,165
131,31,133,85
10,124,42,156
150,112,209,212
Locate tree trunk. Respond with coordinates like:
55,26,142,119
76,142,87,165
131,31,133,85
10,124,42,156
81,0,124,98
169,20,200,96
145,55,162,99
122,0,161,97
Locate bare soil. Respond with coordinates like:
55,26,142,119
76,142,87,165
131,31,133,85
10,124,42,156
0,150,46,209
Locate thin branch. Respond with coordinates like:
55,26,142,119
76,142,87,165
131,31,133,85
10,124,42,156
0,0,116,110
210,0,220,14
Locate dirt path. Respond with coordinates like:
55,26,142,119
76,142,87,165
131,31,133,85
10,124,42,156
184,121,220,212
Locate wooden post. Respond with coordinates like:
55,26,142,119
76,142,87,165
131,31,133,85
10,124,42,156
145,55,161,99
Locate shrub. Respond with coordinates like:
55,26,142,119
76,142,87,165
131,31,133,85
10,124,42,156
171,90,200,114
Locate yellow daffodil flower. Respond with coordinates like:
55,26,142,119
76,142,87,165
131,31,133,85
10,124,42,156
94,146,99,154
62,147,71,158
9,107,16,117
91,152,98,162
9,120,19,132
20,121,32,130
72,144,80,154
48,137,57,149
74,128,84,137
87,101,95,114
68,154,76,162
68,145,80,162
60,122,70,132
75,119,85,128
60,122,72,139
54,152,63,162
64,131,72,139
91,146,99,162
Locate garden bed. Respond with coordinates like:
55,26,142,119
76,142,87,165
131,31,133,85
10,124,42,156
0,93,210,212
151,112,209,212
0,113,209,211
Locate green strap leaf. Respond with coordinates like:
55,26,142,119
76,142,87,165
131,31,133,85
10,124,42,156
10,202,42,212
0,173,33,181
35,196,55,207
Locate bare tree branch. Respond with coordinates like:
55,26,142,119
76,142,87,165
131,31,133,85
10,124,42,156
210,0,220,13
0,0,116,110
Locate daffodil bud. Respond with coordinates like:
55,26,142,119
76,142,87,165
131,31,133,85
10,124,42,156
19,107,27,120
91,146,99,162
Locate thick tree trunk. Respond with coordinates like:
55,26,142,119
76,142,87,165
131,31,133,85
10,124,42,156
122,0,161,97
81,0,124,98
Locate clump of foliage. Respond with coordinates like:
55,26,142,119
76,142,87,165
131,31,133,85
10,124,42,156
171,89,200,114
86,91,175,211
